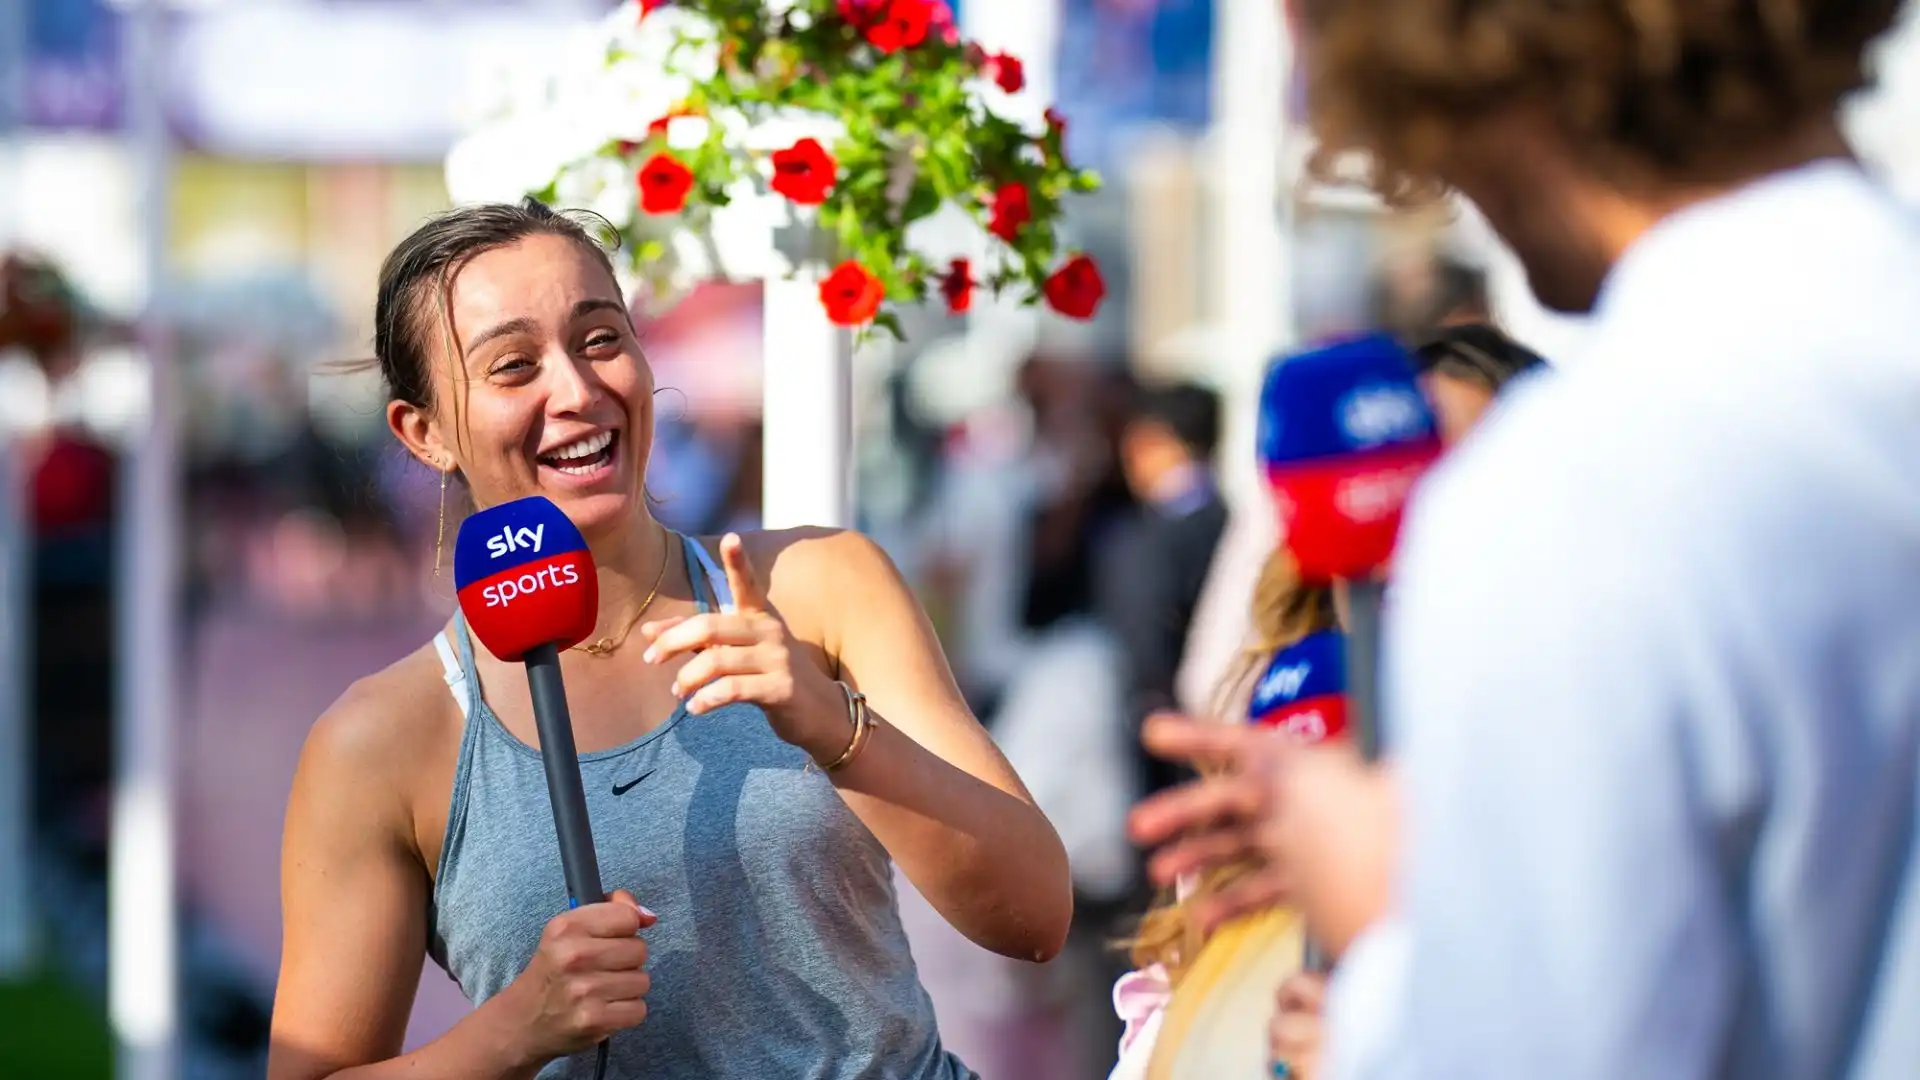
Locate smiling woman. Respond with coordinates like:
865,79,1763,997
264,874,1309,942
268,200,1072,1080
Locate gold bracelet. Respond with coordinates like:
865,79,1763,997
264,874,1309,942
822,682,875,773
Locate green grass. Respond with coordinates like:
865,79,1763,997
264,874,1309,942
0,969,112,1080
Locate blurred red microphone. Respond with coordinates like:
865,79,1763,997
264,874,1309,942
1256,333,1442,583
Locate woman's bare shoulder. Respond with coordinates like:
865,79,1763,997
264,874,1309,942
696,525,889,583
298,636,462,804
697,527,901,606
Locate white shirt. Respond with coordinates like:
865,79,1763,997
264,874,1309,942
1340,160,1920,1080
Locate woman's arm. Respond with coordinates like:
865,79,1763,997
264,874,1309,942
269,680,539,1080
770,530,1074,962
644,528,1073,960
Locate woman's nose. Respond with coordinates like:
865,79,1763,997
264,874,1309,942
545,352,600,412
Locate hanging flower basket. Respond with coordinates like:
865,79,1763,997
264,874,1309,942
445,0,1105,338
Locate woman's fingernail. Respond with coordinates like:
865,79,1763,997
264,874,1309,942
638,905,657,919
642,648,658,664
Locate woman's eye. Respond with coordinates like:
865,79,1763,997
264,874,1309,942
584,332,621,353
489,357,534,377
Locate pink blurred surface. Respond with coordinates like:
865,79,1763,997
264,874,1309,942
180,601,471,1050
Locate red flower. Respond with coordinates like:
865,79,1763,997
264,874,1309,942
939,258,973,314
1039,108,1068,163
1043,255,1105,320
819,261,885,325
986,53,1025,94
987,183,1031,243
638,0,668,17
770,138,837,205
840,0,937,53
637,153,694,215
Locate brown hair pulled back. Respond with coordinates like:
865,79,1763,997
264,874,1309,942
1294,0,1905,203
373,198,623,411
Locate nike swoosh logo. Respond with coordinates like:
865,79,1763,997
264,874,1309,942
611,771,654,797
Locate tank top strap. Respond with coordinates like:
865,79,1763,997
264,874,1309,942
433,623,473,721
429,610,490,910
679,533,729,614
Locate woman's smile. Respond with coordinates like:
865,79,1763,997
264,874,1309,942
537,427,623,487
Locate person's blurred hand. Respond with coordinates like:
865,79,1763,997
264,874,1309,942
1127,714,1295,934
1127,713,1399,953
1266,740,1399,957
1269,972,1327,1079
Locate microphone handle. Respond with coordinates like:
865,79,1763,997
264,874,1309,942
524,643,607,907
1344,577,1387,764
1303,577,1391,976
1303,940,1329,973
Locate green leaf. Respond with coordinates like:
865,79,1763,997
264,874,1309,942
900,181,941,224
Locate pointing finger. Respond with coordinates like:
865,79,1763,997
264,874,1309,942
719,533,767,613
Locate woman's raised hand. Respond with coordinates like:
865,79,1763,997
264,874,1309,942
640,534,848,762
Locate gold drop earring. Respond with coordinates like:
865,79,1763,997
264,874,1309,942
433,462,450,577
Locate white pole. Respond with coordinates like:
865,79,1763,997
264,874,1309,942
111,0,179,1077
1208,0,1291,512
760,276,852,530
0,0,35,983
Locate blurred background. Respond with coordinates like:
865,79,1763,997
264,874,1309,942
3,1,1919,1078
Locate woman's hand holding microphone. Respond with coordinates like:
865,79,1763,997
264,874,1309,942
492,890,658,1070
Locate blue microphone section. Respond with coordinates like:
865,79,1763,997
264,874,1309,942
1257,333,1439,467
1249,630,1346,716
454,495,593,590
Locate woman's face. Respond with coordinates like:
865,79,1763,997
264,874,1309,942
392,233,653,540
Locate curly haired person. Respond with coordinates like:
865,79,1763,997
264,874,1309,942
1132,4,1920,1080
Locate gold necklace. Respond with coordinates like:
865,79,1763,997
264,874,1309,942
571,526,672,657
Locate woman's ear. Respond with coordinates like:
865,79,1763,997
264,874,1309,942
387,398,450,472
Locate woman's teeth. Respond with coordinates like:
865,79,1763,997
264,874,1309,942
541,430,616,474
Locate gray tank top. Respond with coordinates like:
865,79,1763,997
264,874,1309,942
427,533,974,1079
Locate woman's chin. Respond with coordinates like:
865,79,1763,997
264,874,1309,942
544,489,640,536
530,436,646,533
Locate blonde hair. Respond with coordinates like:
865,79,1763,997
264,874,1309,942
1127,549,1337,983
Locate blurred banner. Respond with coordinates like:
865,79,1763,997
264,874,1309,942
1054,0,1213,172
20,0,611,159
20,0,123,132
15,0,1230,180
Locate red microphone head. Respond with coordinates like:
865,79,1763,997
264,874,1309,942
452,496,599,661
1257,334,1442,582
1247,630,1347,743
